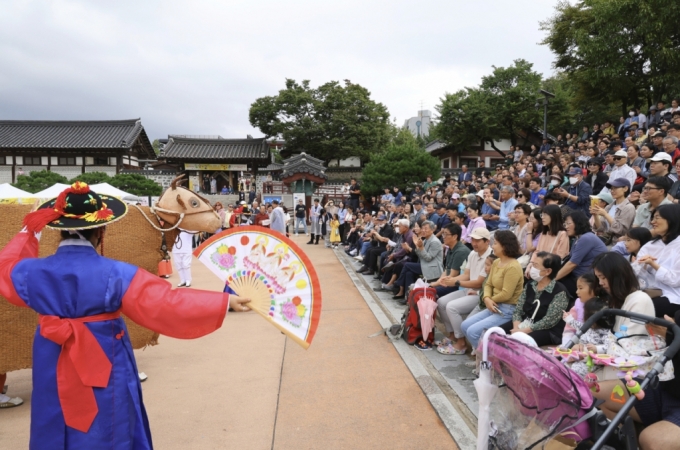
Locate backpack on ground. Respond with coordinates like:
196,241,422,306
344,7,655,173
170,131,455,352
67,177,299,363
374,286,438,345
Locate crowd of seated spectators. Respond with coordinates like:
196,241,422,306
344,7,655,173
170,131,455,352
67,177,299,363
342,104,680,444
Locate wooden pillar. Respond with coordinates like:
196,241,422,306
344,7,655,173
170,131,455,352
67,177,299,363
82,152,86,174
11,153,15,183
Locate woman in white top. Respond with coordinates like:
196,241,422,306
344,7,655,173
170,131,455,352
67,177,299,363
632,204,680,318
512,203,532,254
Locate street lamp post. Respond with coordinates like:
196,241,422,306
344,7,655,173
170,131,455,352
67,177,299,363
534,89,555,140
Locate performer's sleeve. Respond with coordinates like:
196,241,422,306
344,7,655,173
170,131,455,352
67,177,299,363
0,232,39,308
120,268,229,339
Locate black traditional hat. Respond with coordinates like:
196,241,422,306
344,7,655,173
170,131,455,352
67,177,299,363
23,182,128,232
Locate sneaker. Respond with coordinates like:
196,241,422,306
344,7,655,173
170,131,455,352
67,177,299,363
349,249,357,256
138,372,148,382
0,394,23,408
184,282,191,288
353,256,363,261
177,281,186,287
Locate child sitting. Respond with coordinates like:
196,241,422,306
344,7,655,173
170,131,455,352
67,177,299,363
561,272,601,347
567,297,614,378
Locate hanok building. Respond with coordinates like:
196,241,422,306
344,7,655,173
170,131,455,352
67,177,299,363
161,136,271,192
0,119,155,183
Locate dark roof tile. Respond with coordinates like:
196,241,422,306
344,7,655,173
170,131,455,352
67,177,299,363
163,137,270,161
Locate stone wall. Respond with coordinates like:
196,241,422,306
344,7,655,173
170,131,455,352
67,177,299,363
325,168,362,182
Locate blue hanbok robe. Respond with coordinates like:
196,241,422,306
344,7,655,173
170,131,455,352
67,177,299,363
0,231,229,449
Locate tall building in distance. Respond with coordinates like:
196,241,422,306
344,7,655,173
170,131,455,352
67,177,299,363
403,110,432,138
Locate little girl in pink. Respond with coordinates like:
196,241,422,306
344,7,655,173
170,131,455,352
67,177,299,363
561,272,600,346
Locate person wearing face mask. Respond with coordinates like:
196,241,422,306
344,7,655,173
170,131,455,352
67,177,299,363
499,252,569,346
556,167,592,217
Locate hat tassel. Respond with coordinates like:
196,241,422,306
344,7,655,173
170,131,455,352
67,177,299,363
23,208,62,233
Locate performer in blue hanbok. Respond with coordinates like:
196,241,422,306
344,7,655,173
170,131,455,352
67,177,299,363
0,182,251,449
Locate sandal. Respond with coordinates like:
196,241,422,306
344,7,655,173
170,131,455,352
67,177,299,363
437,344,466,355
415,340,432,351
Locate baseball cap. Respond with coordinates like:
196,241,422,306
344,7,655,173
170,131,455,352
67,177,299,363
452,193,461,199
567,167,583,176
469,228,491,240
651,152,672,163
614,150,628,158
240,201,247,205
606,178,631,190
593,192,614,205
376,213,387,221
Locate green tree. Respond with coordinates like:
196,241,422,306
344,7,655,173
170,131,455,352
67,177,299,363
540,0,680,113
152,139,161,155
69,172,111,185
360,130,441,196
249,79,392,164
541,73,620,136
13,170,68,193
108,174,162,196
434,59,542,155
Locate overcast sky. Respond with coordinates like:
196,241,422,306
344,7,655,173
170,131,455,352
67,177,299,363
0,0,559,141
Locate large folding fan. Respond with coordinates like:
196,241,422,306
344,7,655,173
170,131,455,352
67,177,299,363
194,226,322,349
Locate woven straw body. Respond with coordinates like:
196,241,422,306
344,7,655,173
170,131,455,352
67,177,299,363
0,204,178,373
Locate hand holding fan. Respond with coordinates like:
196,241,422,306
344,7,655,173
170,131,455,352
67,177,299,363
194,226,321,349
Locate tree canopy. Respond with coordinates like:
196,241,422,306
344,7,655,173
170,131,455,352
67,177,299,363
434,59,542,154
249,79,392,164
540,0,680,113
360,130,441,196
108,174,162,196
13,170,68,193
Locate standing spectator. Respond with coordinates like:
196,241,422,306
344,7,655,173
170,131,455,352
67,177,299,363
173,230,194,287
601,150,636,194
337,201,348,242
348,178,361,212
556,211,608,297
308,199,322,244
269,200,286,234
525,205,569,277
557,167,593,217
458,165,472,184
249,188,257,205
294,198,308,235
210,176,217,195
513,145,523,162
461,230,524,350
585,157,608,195
475,161,486,177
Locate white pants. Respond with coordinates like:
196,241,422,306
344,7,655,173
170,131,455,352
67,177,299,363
173,253,193,284
437,290,481,339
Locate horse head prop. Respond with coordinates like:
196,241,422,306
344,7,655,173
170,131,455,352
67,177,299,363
154,174,221,232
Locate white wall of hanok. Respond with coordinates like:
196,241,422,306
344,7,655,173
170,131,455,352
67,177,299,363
327,156,360,168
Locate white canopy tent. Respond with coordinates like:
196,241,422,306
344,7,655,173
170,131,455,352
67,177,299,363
33,183,70,200
0,183,37,199
89,183,133,199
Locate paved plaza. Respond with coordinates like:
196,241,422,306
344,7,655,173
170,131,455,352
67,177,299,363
0,235,472,449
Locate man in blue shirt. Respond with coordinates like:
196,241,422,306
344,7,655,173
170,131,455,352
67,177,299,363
487,186,518,230
557,167,592,217
480,189,500,230
528,177,546,206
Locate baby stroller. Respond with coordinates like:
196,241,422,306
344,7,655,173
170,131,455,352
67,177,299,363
477,328,596,450
477,310,680,450
562,309,680,450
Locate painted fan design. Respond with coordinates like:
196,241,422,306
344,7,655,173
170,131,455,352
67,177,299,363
194,226,321,349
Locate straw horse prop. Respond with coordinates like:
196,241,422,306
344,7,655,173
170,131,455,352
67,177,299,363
0,178,221,374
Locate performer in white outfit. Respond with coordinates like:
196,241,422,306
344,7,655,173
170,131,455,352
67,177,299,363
173,230,194,287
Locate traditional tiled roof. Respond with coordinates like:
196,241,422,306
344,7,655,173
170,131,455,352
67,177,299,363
162,136,270,161
281,153,327,179
0,119,152,156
